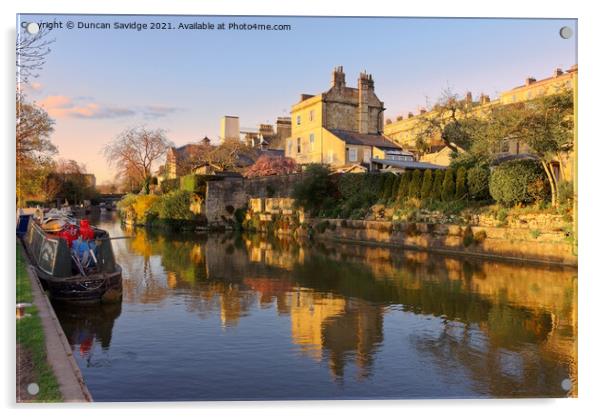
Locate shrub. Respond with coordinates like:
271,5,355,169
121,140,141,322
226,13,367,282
431,170,444,201
293,164,337,216
381,173,396,200
132,195,160,223
180,174,205,193
441,169,456,202
397,172,412,201
557,181,574,206
489,160,550,206
158,190,195,220
244,155,297,178
390,175,401,201
474,230,487,243
455,167,468,200
160,178,179,193
467,166,491,200
420,169,433,200
408,170,423,199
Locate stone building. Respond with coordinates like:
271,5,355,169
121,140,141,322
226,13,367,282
285,66,403,170
383,65,578,179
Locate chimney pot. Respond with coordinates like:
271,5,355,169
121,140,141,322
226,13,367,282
554,68,564,77
526,77,536,85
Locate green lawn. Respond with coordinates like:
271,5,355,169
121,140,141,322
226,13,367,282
16,244,62,402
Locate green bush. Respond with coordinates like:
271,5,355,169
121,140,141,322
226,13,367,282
158,190,195,220
557,181,574,206
489,160,550,206
408,170,423,199
455,167,468,200
441,169,456,202
180,174,205,193
390,175,401,201
420,170,433,200
293,164,337,216
431,170,444,201
467,166,491,200
160,178,179,193
397,172,412,201
381,173,396,200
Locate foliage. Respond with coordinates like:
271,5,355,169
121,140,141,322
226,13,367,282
441,169,456,202
381,173,396,200
161,178,179,194
408,170,423,199
292,164,337,216
455,167,468,200
157,190,196,221
467,166,491,200
420,170,433,200
132,195,160,223
489,160,550,207
431,170,444,201
397,171,412,201
557,181,574,206
391,175,401,201
180,174,205,193
244,155,297,178
16,94,57,206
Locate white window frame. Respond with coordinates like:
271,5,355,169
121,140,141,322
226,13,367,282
348,148,358,162
309,133,315,152
296,115,301,125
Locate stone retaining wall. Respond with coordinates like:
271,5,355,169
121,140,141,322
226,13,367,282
308,218,577,266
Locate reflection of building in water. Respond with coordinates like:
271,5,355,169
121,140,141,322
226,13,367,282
286,290,384,379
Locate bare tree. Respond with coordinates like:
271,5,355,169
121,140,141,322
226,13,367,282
104,126,171,194
414,89,476,154
16,26,54,86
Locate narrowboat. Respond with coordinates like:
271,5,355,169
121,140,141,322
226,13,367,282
19,214,122,304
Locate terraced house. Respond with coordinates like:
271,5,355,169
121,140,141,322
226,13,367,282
383,65,578,180
285,66,407,172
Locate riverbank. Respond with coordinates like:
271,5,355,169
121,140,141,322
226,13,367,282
303,217,577,266
16,244,92,403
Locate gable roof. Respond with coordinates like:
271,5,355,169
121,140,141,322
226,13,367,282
327,128,401,150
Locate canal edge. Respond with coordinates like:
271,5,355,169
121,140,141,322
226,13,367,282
24,261,93,402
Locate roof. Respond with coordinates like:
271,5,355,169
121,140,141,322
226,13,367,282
371,158,446,170
327,129,401,150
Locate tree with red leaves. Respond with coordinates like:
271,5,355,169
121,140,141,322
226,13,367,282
244,155,297,178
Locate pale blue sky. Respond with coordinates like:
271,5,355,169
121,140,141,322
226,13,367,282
18,14,577,183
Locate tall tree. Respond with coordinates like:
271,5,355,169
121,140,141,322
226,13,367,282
16,94,56,206
104,127,171,194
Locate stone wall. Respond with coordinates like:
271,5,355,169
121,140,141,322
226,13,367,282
307,218,577,266
204,174,303,226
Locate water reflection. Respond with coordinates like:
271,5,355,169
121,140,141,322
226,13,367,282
54,213,577,399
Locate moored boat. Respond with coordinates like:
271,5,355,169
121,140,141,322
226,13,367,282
19,214,122,304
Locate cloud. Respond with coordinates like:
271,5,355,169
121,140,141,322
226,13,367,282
37,95,179,120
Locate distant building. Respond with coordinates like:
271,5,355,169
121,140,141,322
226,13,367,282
220,116,240,141
285,66,404,171
165,139,212,180
383,65,578,179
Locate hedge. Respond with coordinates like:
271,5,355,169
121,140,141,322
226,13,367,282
489,159,550,206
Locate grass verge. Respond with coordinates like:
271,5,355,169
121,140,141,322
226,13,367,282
16,243,62,402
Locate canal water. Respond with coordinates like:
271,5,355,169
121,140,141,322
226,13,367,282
53,212,577,401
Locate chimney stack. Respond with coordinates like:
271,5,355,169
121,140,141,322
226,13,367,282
526,77,536,86
554,68,564,77
331,65,346,89
479,94,490,105
419,108,427,115
465,91,473,104
358,71,374,134
408,112,414,118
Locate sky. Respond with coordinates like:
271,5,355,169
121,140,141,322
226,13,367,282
17,14,577,184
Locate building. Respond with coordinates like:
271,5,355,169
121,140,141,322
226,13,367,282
220,116,240,141
241,117,291,151
383,65,578,178
285,66,404,171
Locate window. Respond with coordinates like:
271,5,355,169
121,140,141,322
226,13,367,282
297,137,301,153
296,115,301,125
309,133,315,152
363,149,371,163
309,110,315,122
348,147,357,162
287,139,292,156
